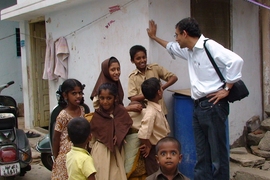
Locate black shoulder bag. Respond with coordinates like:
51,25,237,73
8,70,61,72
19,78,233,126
203,39,249,103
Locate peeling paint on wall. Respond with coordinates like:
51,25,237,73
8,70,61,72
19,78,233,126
109,5,120,13
105,20,115,28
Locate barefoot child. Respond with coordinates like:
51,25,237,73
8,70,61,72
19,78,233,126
90,82,133,180
66,117,96,180
52,79,87,180
146,137,189,180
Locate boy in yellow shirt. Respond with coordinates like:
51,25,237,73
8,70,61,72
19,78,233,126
66,117,96,180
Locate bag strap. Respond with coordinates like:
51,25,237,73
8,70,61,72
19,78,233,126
203,39,226,84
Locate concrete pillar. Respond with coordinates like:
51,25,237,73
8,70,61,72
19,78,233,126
261,0,270,118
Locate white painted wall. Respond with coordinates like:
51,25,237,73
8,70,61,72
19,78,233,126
17,0,42,3
19,20,32,128
147,0,191,135
0,1,23,104
44,0,188,134
18,0,261,144
45,0,151,108
230,0,262,143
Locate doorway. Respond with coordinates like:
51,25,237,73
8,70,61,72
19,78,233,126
30,21,50,128
191,0,231,48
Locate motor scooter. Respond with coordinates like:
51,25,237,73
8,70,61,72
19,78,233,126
36,94,90,171
0,81,32,179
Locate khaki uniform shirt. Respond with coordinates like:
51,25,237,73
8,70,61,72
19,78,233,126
128,63,176,115
138,101,170,145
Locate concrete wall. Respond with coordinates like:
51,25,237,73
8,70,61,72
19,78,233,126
261,1,270,117
147,0,190,136
0,0,23,104
231,0,262,143
18,0,262,144
17,0,41,3
45,0,151,108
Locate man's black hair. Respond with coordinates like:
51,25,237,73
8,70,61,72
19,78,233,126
175,17,201,38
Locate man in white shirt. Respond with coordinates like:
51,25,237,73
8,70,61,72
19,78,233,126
147,17,243,180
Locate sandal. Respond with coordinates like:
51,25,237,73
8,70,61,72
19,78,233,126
26,131,41,138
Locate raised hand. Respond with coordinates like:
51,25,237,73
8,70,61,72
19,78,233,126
147,20,157,39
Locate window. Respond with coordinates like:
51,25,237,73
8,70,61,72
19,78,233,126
16,28,21,57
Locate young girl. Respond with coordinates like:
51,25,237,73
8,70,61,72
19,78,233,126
51,78,87,180
90,57,142,112
90,82,133,180
91,57,146,179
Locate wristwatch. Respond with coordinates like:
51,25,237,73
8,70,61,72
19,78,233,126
224,86,230,91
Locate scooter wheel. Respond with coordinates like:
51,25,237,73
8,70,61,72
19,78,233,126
41,153,53,171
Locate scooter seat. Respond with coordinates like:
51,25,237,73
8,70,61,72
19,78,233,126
0,106,17,115
0,107,18,128
0,96,17,109
0,113,16,130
